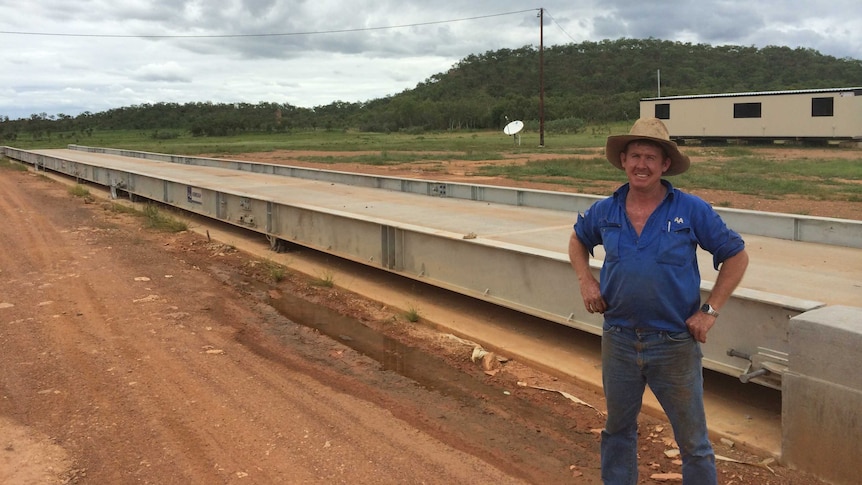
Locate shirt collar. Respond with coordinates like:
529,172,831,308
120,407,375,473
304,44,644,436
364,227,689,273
612,179,676,204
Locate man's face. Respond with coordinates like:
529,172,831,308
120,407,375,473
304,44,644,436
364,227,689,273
620,141,671,190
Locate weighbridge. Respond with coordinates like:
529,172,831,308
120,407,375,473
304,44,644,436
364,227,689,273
3,145,860,484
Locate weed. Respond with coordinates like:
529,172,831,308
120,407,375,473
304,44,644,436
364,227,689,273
405,305,421,323
313,270,335,288
143,204,188,232
262,259,285,283
105,203,140,215
721,146,755,157
0,157,28,171
478,157,618,181
68,184,91,198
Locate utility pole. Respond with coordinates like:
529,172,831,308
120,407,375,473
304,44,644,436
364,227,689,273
538,8,545,147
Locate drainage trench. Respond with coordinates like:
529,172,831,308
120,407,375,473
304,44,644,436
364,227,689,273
259,287,587,460
266,290,493,402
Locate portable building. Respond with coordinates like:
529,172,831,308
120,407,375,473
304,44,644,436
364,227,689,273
640,87,862,142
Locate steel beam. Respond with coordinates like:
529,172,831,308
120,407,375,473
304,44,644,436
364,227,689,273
2,146,852,389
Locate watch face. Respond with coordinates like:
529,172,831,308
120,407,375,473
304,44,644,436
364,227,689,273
700,304,717,316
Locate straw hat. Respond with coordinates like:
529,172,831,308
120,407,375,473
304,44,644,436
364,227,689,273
605,118,690,176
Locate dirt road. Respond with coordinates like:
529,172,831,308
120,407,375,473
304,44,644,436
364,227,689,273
0,164,824,484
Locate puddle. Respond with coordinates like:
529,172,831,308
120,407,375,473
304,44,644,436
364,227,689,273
267,290,487,401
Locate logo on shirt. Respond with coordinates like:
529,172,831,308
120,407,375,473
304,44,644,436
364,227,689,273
673,217,685,224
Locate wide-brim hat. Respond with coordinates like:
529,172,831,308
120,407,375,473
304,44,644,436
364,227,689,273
605,118,690,176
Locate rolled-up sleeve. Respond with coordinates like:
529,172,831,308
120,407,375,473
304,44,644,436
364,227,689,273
574,208,602,256
693,202,746,269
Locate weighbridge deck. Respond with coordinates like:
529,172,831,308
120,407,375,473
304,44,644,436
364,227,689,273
6,146,862,390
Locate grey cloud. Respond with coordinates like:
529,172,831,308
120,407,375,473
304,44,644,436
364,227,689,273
592,1,767,46
135,71,192,83
2,0,861,119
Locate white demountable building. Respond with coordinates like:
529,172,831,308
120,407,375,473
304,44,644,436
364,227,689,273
640,87,862,144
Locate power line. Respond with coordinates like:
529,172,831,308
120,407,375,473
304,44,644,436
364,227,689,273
543,9,579,44
0,9,538,39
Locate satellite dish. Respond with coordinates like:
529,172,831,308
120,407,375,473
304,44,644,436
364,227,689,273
503,120,524,135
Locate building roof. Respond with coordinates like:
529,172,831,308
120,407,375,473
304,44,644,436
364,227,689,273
642,87,862,102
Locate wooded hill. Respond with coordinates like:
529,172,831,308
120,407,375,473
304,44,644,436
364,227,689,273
3,38,861,140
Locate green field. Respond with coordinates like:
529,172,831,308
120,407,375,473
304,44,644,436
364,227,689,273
3,125,862,203
3,123,628,153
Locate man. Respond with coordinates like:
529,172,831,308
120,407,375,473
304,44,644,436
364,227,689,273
568,118,749,484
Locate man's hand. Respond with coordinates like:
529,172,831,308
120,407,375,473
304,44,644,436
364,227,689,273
685,312,716,343
568,231,607,314
685,250,748,344
579,277,606,314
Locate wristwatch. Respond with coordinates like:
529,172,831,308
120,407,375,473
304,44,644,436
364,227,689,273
700,303,720,318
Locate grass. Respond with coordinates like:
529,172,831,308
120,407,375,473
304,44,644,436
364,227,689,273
4,126,618,154
475,150,862,201
68,184,91,198
712,146,755,158
477,156,618,181
404,305,421,323
261,259,286,283
677,156,862,199
143,204,188,232
313,270,335,288
5,124,861,202
104,202,140,215
298,150,505,166
0,156,28,171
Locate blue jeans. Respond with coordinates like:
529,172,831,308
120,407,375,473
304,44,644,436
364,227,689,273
600,324,716,485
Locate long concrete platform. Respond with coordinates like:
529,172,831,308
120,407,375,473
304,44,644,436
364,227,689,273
4,146,861,391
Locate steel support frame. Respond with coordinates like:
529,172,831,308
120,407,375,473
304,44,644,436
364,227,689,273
0,146,826,387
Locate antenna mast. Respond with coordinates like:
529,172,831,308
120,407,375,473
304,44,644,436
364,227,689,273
538,8,545,147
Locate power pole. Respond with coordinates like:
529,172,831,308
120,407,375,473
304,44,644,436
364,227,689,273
538,8,545,147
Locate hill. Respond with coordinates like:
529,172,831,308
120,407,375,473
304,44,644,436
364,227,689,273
375,38,862,130
2,38,861,140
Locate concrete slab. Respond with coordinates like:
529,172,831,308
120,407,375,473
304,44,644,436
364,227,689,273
33,148,862,308
783,306,862,484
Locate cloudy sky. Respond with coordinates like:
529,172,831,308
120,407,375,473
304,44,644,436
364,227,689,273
1,0,860,120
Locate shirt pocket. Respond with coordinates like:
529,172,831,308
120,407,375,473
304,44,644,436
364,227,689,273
599,220,622,262
657,221,696,266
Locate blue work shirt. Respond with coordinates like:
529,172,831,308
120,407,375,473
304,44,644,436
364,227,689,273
574,180,745,332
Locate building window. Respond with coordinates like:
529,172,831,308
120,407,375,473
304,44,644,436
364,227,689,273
812,97,834,117
655,103,670,119
733,102,761,118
